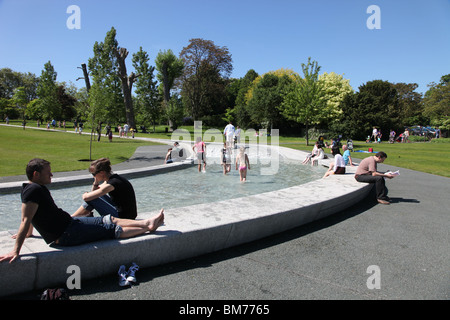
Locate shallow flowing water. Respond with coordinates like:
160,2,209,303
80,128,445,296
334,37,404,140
0,158,325,232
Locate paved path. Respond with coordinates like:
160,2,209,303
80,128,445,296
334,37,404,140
5,147,449,301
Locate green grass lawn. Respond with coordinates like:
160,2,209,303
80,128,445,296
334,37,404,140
0,125,161,176
279,137,450,178
1,124,449,178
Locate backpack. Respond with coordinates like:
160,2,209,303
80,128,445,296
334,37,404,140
179,148,183,157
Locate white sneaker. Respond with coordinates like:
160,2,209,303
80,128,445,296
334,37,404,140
126,262,139,283
118,265,129,286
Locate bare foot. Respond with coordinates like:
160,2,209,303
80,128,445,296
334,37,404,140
147,209,165,232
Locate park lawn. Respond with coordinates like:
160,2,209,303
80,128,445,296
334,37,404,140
1,124,449,178
281,138,450,178
0,125,161,177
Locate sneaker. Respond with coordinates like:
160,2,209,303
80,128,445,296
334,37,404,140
126,262,139,283
118,265,129,286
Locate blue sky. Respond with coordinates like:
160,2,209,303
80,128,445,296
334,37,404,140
0,0,449,94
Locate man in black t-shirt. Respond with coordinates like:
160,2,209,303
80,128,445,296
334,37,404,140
73,158,137,219
0,158,164,263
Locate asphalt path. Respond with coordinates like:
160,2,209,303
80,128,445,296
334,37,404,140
5,149,449,304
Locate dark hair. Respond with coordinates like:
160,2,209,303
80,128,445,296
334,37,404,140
375,151,387,159
26,158,50,180
89,158,112,175
331,146,341,156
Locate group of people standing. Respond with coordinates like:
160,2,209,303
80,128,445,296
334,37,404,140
190,122,249,182
192,136,250,182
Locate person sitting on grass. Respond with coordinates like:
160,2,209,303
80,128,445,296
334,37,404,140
0,158,164,264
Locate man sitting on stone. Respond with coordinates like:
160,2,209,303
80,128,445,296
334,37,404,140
354,151,396,205
0,158,164,263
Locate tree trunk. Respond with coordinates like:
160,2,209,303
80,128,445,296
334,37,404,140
162,62,173,130
305,121,309,146
114,47,137,129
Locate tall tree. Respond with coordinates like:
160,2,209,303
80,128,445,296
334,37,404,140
155,49,184,129
338,80,400,140
234,69,258,129
391,82,424,126
282,57,324,145
179,38,233,121
36,61,59,120
132,47,160,132
56,85,77,120
246,72,294,130
88,27,124,124
12,87,28,128
318,72,353,126
423,74,450,129
113,46,138,129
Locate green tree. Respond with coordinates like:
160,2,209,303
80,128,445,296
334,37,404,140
179,38,233,121
36,61,59,120
155,49,184,129
88,27,124,125
339,80,400,140
165,95,184,131
234,69,258,129
56,85,77,121
282,57,324,145
423,74,450,129
12,86,28,128
391,82,425,126
318,72,353,126
132,47,160,132
246,72,294,131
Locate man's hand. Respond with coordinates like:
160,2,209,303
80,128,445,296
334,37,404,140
0,251,19,264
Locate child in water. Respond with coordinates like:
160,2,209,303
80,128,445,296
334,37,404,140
235,146,250,182
221,142,232,175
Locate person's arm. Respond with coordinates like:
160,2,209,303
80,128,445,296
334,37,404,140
348,155,354,166
82,182,114,202
0,202,37,263
372,171,395,179
164,151,170,164
246,154,250,170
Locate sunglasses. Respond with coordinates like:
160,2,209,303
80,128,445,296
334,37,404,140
91,170,102,177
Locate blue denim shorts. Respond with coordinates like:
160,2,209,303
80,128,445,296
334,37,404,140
56,215,122,246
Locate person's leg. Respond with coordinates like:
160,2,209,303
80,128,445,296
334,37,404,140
57,217,119,246
373,176,388,200
242,168,247,181
355,175,387,200
73,195,118,217
110,209,164,233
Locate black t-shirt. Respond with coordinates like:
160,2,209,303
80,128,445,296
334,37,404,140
107,174,137,219
21,183,73,244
